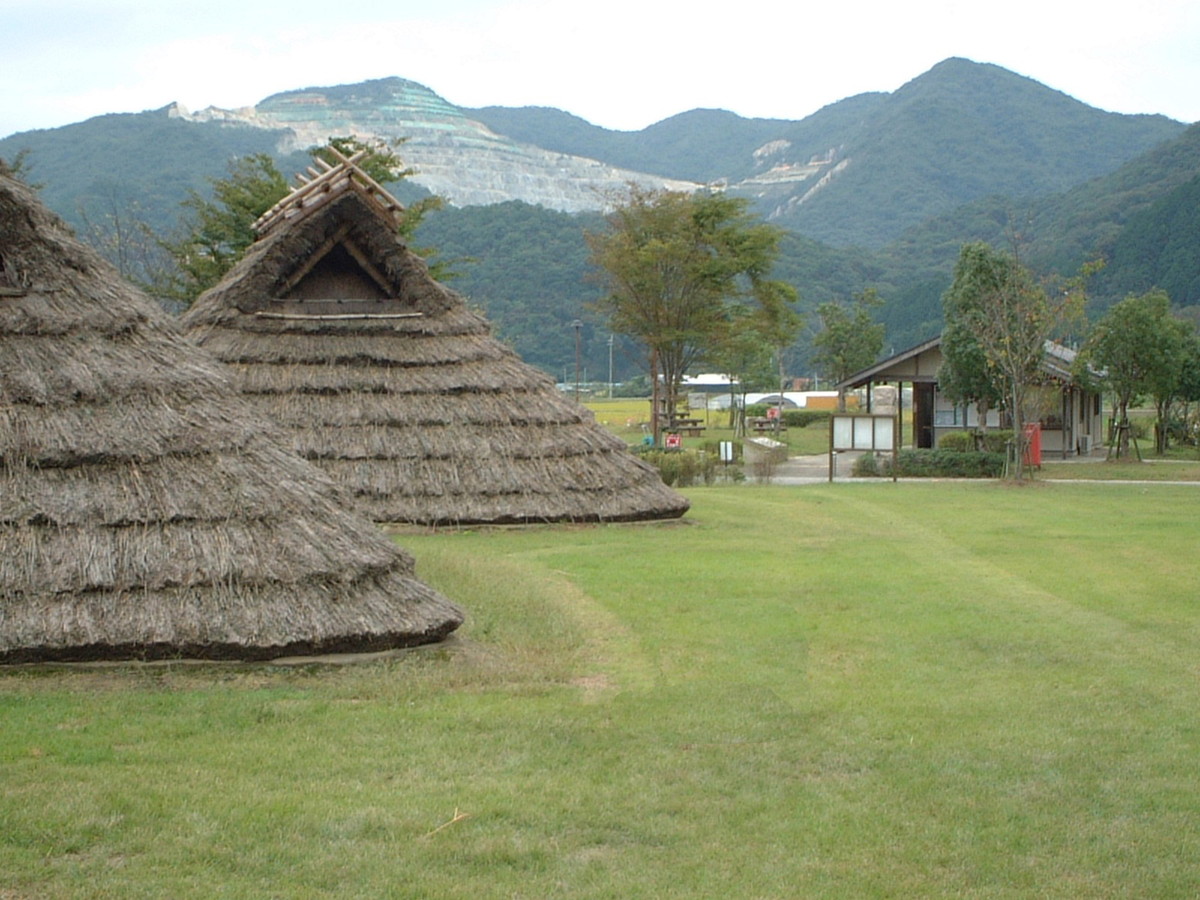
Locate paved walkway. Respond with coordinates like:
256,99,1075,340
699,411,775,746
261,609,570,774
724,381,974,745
759,452,1200,486
759,453,867,484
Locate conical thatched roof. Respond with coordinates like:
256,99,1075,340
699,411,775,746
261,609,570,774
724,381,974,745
182,152,689,526
0,171,463,664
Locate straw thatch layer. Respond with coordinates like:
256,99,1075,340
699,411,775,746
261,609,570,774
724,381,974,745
182,184,689,525
0,174,463,663
0,570,455,664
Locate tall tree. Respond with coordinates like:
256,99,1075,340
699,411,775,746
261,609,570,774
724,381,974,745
707,306,783,435
942,242,1082,478
157,153,289,303
1171,333,1200,449
76,183,176,294
812,288,885,410
159,138,439,304
587,186,794,442
939,271,1005,436
1075,289,1190,457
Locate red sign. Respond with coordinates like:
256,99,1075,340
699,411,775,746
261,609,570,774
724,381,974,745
665,433,682,449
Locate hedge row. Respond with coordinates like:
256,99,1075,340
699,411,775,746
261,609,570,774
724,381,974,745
744,406,833,428
937,430,1015,453
853,449,1005,478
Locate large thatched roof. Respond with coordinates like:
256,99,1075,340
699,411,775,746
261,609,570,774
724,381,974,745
0,171,463,663
182,153,689,525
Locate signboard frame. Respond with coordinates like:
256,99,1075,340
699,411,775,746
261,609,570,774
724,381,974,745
829,414,899,482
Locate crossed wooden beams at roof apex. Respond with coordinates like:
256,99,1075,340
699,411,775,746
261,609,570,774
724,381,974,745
252,145,406,236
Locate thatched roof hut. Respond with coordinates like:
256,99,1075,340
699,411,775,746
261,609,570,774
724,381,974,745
0,170,463,663
182,151,689,525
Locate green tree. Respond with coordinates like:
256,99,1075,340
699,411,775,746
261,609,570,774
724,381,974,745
939,268,1005,436
707,306,779,435
587,186,794,442
0,150,40,186
76,182,176,292
812,288,885,410
753,277,804,416
1075,289,1190,457
159,138,441,304
1172,334,1200,446
158,153,288,303
942,242,1083,479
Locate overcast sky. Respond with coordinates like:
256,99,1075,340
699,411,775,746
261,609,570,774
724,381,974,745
4,0,1199,140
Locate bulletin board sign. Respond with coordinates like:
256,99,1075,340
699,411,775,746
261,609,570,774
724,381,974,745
829,414,898,482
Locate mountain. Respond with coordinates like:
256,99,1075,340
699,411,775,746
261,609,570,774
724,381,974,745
781,58,1183,247
4,60,1182,245
0,108,297,234
177,77,700,211
874,119,1200,339
472,58,1184,248
1,59,1196,378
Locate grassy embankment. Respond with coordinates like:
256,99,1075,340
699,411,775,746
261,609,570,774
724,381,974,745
3,482,1200,897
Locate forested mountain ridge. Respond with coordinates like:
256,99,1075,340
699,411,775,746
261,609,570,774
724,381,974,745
3,58,1182,246
471,58,1184,248
1,58,1195,381
419,120,1200,376
871,120,1200,344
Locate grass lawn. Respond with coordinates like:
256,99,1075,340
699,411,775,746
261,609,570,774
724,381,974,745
4,483,1200,897
1042,458,1200,481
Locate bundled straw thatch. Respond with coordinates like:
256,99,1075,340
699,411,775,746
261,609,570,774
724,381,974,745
0,172,463,663
182,152,689,525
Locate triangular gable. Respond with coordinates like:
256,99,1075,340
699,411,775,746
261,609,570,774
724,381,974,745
277,230,392,301
837,336,942,390
218,155,439,321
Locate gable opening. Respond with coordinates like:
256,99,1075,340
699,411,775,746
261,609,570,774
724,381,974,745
282,242,389,302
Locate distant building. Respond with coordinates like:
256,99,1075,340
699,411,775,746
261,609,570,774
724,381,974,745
836,337,1103,456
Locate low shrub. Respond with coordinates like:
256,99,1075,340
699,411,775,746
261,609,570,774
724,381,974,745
977,430,1014,454
743,406,830,429
639,448,720,486
938,431,974,452
785,409,832,429
700,439,742,461
936,430,1013,453
852,452,882,477
853,448,1005,478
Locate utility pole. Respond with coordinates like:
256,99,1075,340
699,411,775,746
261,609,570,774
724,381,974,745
608,334,614,399
572,319,582,402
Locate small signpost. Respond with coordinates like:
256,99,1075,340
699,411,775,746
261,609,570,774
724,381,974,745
829,414,899,482
664,433,682,450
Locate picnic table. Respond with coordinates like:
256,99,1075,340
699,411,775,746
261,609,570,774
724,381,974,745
748,416,785,434
667,417,705,437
